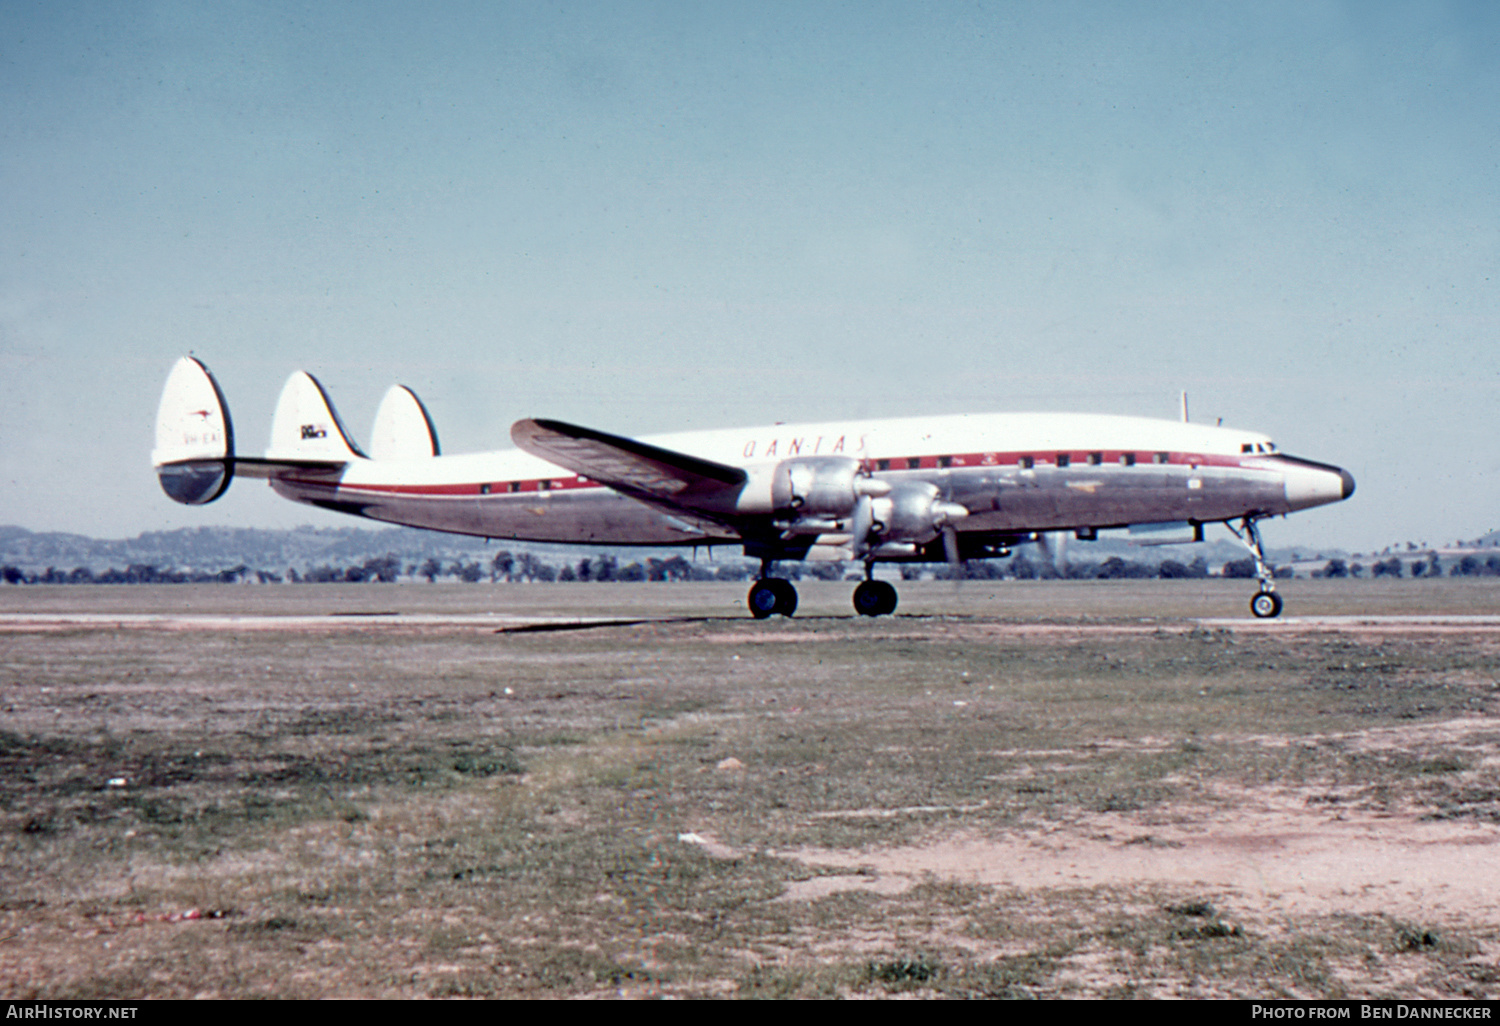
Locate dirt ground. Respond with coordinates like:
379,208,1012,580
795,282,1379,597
4,579,1500,999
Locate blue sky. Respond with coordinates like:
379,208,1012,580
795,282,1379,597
2,1,1496,552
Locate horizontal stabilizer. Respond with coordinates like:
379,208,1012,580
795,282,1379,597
152,357,235,505
511,418,745,509
267,371,367,463
369,385,440,460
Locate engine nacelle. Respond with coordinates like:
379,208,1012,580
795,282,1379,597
864,480,969,548
771,456,862,516
748,455,890,520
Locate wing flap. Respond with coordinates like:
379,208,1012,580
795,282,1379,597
511,418,746,517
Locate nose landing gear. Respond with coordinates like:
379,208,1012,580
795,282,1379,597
1250,589,1283,619
1227,516,1284,619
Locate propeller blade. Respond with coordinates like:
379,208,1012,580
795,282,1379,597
1037,530,1068,573
849,494,875,560
942,525,961,567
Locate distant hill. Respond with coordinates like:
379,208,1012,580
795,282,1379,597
0,524,539,575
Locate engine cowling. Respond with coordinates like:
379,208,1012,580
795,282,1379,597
856,480,969,556
741,456,965,553
770,456,866,516
751,456,892,534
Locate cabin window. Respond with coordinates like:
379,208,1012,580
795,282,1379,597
1120,452,1136,467
509,482,522,493
540,480,553,491
1019,456,1034,470
1088,452,1103,466
877,458,890,471
1056,453,1070,468
480,483,491,495
1154,452,1169,464
938,455,952,469
907,457,921,470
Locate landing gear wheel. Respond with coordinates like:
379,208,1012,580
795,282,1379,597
748,580,778,619
1250,590,1283,619
769,578,798,617
748,578,797,619
853,579,898,617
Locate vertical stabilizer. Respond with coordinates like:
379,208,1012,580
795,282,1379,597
266,371,367,462
369,385,440,459
152,357,235,504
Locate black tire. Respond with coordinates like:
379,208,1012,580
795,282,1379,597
1250,590,1283,619
748,580,779,619
749,578,797,618
853,579,898,617
769,578,798,618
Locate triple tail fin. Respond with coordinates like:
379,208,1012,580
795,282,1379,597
153,359,361,506
265,371,367,462
369,385,440,459
152,356,235,505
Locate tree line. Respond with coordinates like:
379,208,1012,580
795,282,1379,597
1314,553,1500,579
9,549,1500,586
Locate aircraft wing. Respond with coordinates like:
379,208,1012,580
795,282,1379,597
511,418,748,526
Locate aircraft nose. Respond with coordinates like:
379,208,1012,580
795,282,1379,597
1281,458,1355,511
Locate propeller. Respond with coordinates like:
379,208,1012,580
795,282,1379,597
849,493,877,560
932,500,968,579
941,525,962,578
1037,530,1069,575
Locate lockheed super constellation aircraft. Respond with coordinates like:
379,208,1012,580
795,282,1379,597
153,357,1353,619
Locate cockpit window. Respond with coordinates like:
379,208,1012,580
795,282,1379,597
1241,443,1254,453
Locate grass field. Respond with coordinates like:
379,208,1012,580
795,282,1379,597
3,579,1500,998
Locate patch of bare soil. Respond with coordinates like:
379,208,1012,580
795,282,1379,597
784,780,1500,923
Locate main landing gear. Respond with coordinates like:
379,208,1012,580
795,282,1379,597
746,561,900,618
1227,515,1284,619
747,575,798,619
852,563,897,617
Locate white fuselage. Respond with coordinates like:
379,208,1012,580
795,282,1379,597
267,411,1351,550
